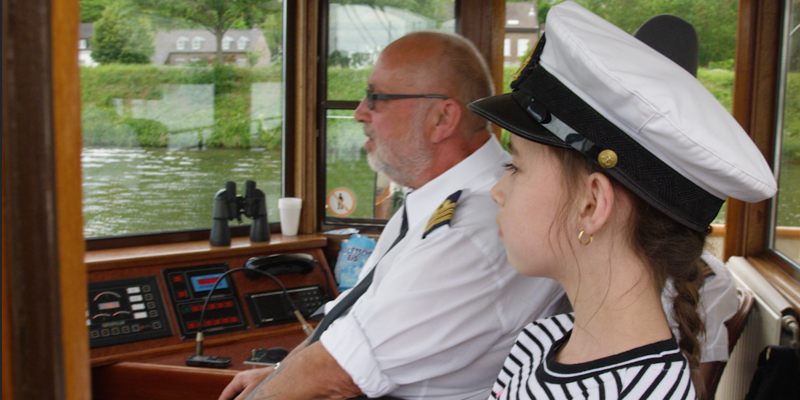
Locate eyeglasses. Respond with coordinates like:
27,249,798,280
364,87,448,110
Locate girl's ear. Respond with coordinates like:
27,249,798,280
579,172,615,235
429,99,462,144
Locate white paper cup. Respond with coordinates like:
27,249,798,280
278,197,303,236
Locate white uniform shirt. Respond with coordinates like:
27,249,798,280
320,136,565,400
663,250,738,363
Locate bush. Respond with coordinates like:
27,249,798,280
708,59,735,70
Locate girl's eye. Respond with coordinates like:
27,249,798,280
503,163,519,174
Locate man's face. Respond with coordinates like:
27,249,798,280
354,54,434,188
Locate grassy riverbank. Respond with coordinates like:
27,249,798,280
81,64,800,162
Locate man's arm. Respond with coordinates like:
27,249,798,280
244,341,363,400
219,337,312,400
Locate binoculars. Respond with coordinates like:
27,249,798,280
210,180,269,246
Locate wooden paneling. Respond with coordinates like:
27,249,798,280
93,362,239,400
294,0,321,234
2,0,73,398
458,0,507,98
53,0,91,398
86,234,327,271
725,0,781,260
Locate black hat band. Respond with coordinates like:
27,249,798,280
512,65,724,231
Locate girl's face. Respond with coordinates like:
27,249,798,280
491,135,572,278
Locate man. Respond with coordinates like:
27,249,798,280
219,31,565,400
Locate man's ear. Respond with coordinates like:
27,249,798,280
429,99,462,144
579,172,615,235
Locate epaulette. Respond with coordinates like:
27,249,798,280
422,190,462,239
700,259,716,279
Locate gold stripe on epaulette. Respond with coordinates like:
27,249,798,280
423,190,462,239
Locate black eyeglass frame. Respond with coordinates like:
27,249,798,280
365,87,449,110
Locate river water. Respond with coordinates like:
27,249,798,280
81,147,800,238
82,147,282,238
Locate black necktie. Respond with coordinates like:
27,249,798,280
309,205,409,344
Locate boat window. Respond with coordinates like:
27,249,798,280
321,0,456,227
79,0,286,240
770,0,800,269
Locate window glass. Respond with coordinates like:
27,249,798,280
771,0,800,268
323,1,455,223
79,0,285,238
502,1,736,253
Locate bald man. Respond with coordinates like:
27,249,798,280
219,32,564,400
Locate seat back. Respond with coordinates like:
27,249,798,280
704,287,756,399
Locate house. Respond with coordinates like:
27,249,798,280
151,29,271,67
79,23,99,67
504,2,540,65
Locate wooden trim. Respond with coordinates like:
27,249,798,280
458,0,506,137
2,0,71,398
724,0,781,260
53,0,91,398
294,0,320,234
747,256,800,316
93,362,238,400
86,234,328,271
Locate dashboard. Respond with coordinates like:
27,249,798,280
86,235,338,400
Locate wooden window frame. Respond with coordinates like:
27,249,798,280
725,0,800,314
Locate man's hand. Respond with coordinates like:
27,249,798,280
218,366,275,400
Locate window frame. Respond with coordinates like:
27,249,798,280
725,0,800,313
85,1,298,251
316,0,507,234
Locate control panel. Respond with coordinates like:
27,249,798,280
88,276,173,348
246,285,327,328
162,263,248,339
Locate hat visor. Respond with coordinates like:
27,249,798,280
468,92,569,149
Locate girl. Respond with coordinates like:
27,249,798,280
468,2,777,399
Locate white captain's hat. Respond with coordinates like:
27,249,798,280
468,1,777,231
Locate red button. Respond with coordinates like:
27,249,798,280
222,317,230,324
173,275,182,282
208,303,216,310
188,322,196,329
217,302,225,309
225,301,233,308
192,305,200,312
231,316,239,323
178,290,186,298
214,319,221,326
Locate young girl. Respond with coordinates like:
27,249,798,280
468,2,777,399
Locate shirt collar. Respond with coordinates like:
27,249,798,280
404,135,507,230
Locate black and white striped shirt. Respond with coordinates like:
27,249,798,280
490,314,697,400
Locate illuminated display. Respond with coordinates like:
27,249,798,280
98,301,120,311
190,273,229,293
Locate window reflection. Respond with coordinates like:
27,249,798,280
772,0,800,267
79,0,285,238
323,1,455,222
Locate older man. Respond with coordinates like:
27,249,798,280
219,31,564,400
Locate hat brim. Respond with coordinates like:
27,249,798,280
468,92,569,149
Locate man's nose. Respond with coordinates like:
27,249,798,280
354,97,370,123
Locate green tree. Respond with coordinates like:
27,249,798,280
262,7,283,63
133,0,279,66
80,0,113,23
91,1,154,64
548,0,738,67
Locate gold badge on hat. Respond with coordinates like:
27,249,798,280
512,36,544,83
423,190,462,239
598,149,618,169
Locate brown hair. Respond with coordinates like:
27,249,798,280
551,146,708,393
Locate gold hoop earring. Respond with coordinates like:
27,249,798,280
578,230,593,246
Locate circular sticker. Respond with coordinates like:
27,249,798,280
327,188,356,217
